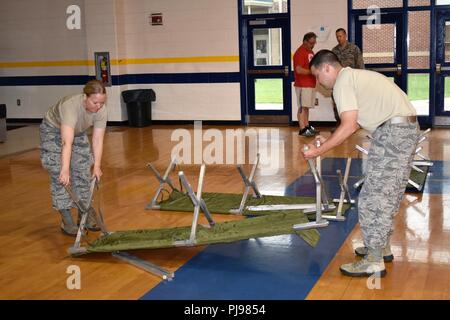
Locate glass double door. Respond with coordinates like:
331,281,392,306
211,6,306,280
354,12,405,90
353,11,429,124
242,17,292,124
353,8,450,126
435,8,450,125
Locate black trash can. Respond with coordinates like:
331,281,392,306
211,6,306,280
121,89,156,127
0,104,6,143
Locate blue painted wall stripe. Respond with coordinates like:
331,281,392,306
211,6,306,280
0,72,242,87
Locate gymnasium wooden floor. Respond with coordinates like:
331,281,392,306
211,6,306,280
0,124,449,300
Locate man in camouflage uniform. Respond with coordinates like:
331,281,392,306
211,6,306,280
40,80,107,236
305,50,419,277
331,28,364,129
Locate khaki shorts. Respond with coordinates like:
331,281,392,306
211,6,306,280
295,87,316,109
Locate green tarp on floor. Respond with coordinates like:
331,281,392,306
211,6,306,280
87,192,351,253
159,190,332,218
88,210,320,252
407,165,429,192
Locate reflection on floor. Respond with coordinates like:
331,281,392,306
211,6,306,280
0,125,40,157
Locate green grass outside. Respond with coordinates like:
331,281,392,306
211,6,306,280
255,74,450,103
255,79,283,103
408,74,429,101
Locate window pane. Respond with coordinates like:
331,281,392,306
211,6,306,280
362,24,396,64
255,79,283,110
352,0,402,9
437,0,450,5
408,74,430,116
445,78,450,111
243,0,287,15
446,22,450,63
253,28,282,66
408,0,430,6
408,11,430,69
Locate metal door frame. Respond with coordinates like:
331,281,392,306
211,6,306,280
238,0,292,124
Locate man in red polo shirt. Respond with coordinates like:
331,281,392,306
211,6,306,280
293,32,318,137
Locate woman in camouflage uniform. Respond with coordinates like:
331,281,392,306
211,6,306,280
40,80,107,236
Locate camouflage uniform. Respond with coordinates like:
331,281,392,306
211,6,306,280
332,42,365,69
39,120,93,210
358,121,419,250
331,43,365,125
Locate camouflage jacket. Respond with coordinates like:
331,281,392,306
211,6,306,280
332,42,365,69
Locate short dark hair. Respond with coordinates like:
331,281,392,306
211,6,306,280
309,50,342,69
336,28,346,34
303,32,317,42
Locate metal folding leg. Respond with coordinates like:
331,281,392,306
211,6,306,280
146,158,178,209
65,179,174,281
325,157,355,221
65,179,100,256
302,144,336,215
174,164,216,246
246,149,336,213
111,252,174,280
229,154,262,215
293,146,329,231
415,128,431,161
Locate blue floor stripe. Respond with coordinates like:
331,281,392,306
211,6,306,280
141,214,359,300
140,158,449,300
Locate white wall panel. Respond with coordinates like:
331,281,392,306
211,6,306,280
122,83,241,121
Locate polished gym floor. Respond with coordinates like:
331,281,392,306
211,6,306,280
0,124,449,300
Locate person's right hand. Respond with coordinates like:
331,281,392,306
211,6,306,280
59,169,70,186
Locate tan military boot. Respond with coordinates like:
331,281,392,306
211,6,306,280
355,244,394,262
59,209,78,236
340,249,386,277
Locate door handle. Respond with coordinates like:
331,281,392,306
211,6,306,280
247,69,286,75
368,65,402,75
284,66,289,77
396,64,402,76
436,64,450,73
368,67,396,72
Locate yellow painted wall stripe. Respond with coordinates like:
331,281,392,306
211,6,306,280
115,56,239,65
0,56,239,68
0,60,94,68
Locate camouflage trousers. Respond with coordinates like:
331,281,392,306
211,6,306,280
358,121,419,250
39,121,93,210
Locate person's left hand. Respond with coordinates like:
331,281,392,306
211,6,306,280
92,166,103,182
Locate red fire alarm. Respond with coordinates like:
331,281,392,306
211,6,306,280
151,13,163,26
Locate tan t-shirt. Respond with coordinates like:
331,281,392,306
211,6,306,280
333,67,416,132
44,94,107,135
